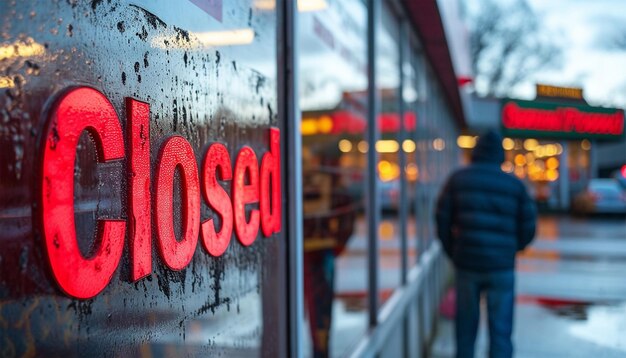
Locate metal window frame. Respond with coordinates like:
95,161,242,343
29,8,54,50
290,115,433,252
277,0,303,356
397,8,409,288
366,0,381,327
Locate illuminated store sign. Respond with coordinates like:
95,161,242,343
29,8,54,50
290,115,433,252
501,99,625,140
536,84,583,100
40,87,281,299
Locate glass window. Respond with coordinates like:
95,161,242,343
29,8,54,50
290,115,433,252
0,1,284,356
298,0,369,355
375,3,402,306
415,65,432,257
405,41,421,266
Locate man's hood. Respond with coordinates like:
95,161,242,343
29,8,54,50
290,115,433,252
471,130,505,165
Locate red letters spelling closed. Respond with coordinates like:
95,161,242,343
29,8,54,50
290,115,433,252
40,87,281,299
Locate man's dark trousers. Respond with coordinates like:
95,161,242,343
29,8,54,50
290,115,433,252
455,269,515,358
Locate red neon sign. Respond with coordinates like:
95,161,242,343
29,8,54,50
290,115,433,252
40,87,281,299
155,136,201,271
502,102,625,136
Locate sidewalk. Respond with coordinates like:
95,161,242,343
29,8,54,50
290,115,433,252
430,295,626,358
429,216,626,357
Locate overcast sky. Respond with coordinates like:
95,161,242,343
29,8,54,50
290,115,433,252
514,0,626,108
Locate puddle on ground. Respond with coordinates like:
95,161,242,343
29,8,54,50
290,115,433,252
533,298,626,352
568,302,626,352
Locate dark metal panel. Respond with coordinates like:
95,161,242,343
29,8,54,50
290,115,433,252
366,0,381,327
277,0,304,356
398,17,408,286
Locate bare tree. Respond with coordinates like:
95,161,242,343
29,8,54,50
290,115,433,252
600,24,626,50
463,0,562,97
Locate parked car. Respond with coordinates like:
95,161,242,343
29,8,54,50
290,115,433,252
572,179,626,215
612,170,626,191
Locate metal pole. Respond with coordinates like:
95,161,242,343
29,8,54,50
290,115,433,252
413,55,422,266
367,0,380,327
278,0,303,356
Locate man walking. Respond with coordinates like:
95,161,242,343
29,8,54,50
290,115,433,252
435,130,537,358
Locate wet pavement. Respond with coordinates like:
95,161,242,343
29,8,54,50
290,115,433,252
430,215,626,357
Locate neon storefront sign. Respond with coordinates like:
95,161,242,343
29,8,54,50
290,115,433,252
502,100,624,139
39,87,281,299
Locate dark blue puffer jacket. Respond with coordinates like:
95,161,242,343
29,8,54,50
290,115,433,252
436,131,537,272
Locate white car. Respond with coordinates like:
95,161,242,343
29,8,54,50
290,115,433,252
573,179,626,214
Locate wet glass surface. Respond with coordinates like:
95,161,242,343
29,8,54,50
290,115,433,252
298,0,369,355
0,1,284,356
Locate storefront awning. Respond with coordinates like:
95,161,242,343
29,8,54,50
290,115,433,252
404,0,466,128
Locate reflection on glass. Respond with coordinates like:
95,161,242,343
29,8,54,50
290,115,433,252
405,41,421,266
299,0,368,356
376,4,401,307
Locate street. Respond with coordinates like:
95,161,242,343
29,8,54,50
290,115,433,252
431,215,626,357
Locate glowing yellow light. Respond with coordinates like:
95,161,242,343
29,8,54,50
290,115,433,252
254,0,276,10
0,76,15,88
514,166,526,179
376,140,399,153
524,139,539,151
502,138,515,151
556,143,563,155
527,163,541,176
357,141,368,153
535,146,546,158
525,152,535,163
501,161,514,173
406,163,419,180
457,135,477,149
546,157,559,169
379,221,394,240
298,0,329,12
194,29,255,46
514,154,526,166
0,40,45,61
338,139,352,153
433,138,445,151
528,171,541,181
546,169,559,182
402,139,416,153
545,144,557,157
581,139,591,150
301,118,318,136
152,29,255,49
378,160,400,182
317,115,333,134
379,160,391,172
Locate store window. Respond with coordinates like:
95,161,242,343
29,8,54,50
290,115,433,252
298,0,369,355
0,1,284,356
404,38,421,267
375,3,402,306
410,52,428,264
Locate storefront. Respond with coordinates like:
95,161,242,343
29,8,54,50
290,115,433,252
460,84,625,211
0,1,464,356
